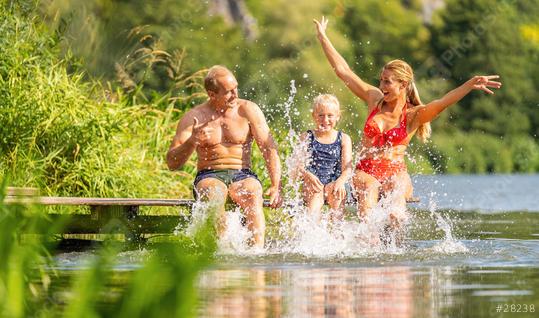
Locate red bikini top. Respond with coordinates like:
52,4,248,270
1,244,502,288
363,103,409,147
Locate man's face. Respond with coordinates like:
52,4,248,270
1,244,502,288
209,74,238,109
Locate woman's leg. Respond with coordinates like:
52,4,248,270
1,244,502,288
352,170,381,221
381,171,412,239
381,171,412,212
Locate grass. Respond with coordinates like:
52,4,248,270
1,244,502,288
0,4,203,205
0,177,217,317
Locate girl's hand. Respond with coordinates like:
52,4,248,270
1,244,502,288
313,16,329,38
467,75,502,94
303,171,324,193
332,180,346,201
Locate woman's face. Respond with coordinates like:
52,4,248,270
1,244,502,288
379,69,406,102
312,103,340,132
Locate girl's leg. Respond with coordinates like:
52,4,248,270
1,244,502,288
303,184,325,221
324,182,345,222
352,170,381,221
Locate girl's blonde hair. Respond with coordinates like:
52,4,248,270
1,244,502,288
312,94,340,113
382,59,431,142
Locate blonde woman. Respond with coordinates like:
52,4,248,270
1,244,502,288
314,17,501,223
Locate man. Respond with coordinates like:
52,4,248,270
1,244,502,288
166,65,282,248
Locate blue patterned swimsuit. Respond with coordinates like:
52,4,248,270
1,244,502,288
306,130,342,185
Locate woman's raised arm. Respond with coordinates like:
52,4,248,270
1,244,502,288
314,17,382,106
413,75,502,125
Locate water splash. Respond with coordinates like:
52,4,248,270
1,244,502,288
427,197,468,254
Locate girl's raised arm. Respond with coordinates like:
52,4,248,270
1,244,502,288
314,17,382,107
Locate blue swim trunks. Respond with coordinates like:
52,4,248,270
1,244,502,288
193,169,260,199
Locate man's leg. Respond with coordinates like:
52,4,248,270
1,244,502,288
195,178,228,237
228,178,265,248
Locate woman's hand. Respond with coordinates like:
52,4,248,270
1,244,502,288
313,16,329,38
467,75,502,94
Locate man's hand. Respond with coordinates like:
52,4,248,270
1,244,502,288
192,117,214,145
264,185,282,208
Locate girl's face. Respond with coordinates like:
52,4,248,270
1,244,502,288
379,69,407,102
312,103,340,132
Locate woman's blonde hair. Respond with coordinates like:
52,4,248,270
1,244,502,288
382,59,431,142
312,94,340,113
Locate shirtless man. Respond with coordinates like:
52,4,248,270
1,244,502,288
166,65,282,248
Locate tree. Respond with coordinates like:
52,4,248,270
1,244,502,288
341,0,431,83
430,0,537,136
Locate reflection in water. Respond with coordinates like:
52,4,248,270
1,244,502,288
198,269,280,318
198,264,539,317
198,267,419,318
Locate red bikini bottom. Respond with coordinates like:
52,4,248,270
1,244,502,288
356,158,407,183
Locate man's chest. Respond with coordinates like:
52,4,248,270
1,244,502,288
205,116,251,144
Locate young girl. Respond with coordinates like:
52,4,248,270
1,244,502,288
298,94,353,221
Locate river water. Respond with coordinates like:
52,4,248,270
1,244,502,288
53,174,539,317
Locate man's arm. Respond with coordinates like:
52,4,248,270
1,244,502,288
244,102,282,207
166,111,199,171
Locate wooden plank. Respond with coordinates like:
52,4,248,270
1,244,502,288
45,214,183,234
4,196,420,206
3,196,271,207
35,197,195,206
6,187,39,196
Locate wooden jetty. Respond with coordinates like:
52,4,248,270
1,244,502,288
4,187,420,243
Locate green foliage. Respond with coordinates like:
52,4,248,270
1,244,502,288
412,132,538,175
0,5,196,198
43,0,251,88
341,0,430,82
0,180,217,317
430,0,538,137
0,178,61,317
509,135,539,173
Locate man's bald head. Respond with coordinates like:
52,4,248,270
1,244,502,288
204,65,234,93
